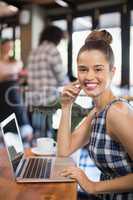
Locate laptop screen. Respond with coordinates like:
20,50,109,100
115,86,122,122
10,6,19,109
2,117,24,173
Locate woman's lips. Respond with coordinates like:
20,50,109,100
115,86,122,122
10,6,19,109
84,83,98,90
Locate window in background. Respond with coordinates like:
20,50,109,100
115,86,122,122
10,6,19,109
72,16,92,77
1,26,21,60
15,27,21,60
52,20,68,74
1,27,13,38
99,12,121,86
15,39,21,60
130,11,133,86
1,27,14,57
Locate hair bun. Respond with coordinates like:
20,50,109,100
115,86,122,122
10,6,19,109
85,30,112,45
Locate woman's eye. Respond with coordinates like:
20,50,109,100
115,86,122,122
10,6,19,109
78,68,87,72
95,68,102,72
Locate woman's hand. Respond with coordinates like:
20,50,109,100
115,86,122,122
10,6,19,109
60,166,95,194
61,80,81,108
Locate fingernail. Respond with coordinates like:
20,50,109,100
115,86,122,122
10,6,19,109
75,84,80,88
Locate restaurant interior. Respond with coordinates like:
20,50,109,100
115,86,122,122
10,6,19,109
0,0,133,200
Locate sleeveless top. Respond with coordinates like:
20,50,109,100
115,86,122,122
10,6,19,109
88,98,133,200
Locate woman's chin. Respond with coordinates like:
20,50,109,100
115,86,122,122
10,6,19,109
83,88,98,98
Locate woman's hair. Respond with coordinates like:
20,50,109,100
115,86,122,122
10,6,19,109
77,30,114,69
39,25,64,46
0,38,12,45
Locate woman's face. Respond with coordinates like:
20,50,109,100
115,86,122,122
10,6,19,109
2,41,13,55
77,49,115,98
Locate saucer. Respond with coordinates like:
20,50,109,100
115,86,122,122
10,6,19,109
31,147,56,156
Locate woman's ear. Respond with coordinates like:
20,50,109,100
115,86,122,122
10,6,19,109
111,66,116,78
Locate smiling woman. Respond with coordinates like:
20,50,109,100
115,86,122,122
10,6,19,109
57,29,133,200
77,49,114,98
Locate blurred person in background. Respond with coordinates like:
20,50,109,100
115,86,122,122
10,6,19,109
27,25,69,138
0,38,33,145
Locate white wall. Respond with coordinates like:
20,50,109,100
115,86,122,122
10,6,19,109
31,5,45,49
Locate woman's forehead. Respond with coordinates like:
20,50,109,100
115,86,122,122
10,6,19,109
78,49,108,62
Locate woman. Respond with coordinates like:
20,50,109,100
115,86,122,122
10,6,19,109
57,30,133,199
0,38,33,142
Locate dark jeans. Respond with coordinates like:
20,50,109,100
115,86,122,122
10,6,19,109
30,110,54,138
0,80,29,126
78,192,100,200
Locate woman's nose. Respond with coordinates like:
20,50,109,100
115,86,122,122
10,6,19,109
86,70,95,80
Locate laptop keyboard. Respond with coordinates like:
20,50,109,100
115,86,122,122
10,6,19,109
23,158,52,179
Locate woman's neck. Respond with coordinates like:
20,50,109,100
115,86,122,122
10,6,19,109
93,89,116,112
0,53,9,61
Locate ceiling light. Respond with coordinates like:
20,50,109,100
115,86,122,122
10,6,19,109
8,5,18,13
0,1,18,17
55,0,68,7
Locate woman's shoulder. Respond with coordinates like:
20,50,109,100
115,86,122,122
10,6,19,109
106,98,133,125
111,99,129,110
106,99,133,155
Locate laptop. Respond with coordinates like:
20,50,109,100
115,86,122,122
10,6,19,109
0,113,75,183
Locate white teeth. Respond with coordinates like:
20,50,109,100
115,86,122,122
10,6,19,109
86,83,97,87
84,83,97,90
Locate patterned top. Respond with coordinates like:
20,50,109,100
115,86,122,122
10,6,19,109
88,98,133,200
27,41,68,106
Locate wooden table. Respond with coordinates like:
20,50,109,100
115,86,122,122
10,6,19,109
0,148,77,200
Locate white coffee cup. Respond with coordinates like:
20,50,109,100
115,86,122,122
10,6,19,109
36,137,56,153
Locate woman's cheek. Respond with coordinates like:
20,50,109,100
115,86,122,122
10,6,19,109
77,73,83,83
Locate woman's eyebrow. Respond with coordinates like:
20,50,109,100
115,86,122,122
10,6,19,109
94,64,104,68
77,64,104,69
77,65,87,68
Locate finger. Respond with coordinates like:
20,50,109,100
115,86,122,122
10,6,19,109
63,88,80,97
60,168,73,174
63,88,80,96
61,171,78,180
72,80,80,86
63,166,79,171
60,171,72,177
68,174,77,180
72,81,81,89
60,169,77,177
63,82,81,93
62,91,76,99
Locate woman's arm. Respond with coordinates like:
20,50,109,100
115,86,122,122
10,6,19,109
57,106,96,156
107,101,133,159
61,167,133,195
94,173,133,194
57,81,96,156
94,101,133,193
61,101,133,194
92,101,133,194
0,60,23,80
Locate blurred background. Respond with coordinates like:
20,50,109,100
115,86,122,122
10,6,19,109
0,0,133,92
0,1,133,198
0,0,132,135
0,0,132,88
0,0,133,147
